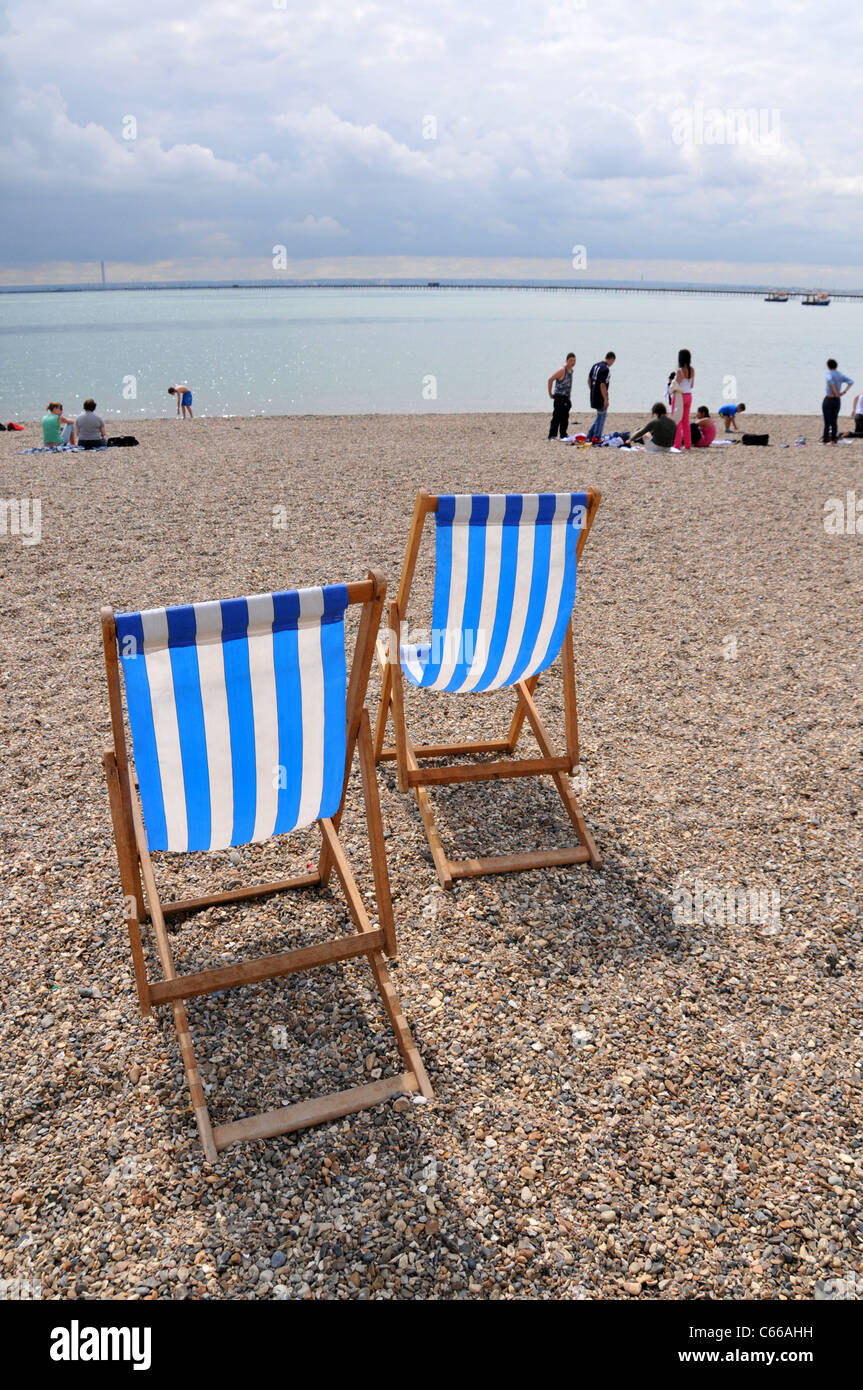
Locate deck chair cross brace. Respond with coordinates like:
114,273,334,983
101,570,431,1161
375,490,602,889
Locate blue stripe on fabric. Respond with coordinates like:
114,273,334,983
220,597,257,845
321,583,349,624
498,493,556,687
443,494,489,692
472,493,523,690
271,591,303,836
115,612,168,851
531,493,581,676
318,614,348,820
165,606,211,851
421,500,456,686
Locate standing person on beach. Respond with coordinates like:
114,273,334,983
822,359,853,445
673,349,694,448
547,353,575,439
168,384,194,419
41,402,77,448
586,352,616,443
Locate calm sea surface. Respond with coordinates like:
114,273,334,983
1,287,860,419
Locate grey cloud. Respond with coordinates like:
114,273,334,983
0,0,862,270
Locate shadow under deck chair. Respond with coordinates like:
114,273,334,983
100,571,431,1161
375,490,602,889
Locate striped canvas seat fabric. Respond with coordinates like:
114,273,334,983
401,492,588,693
115,585,349,852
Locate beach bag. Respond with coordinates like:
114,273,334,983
107,436,139,447
741,433,769,446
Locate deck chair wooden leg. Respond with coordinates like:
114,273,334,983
129,786,219,1162
356,708,397,956
374,643,393,761
506,673,540,752
388,601,411,796
103,749,151,1015
514,679,601,868
404,732,454,891
366,950,433,1098
319,816,376,936
320,569,387,888
561,621,580,771
172,999,219,1163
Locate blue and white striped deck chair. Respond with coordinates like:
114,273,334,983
375,490,602,889
100,571,431,1161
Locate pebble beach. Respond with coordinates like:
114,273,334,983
1,409,861,1302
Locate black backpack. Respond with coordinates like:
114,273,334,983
741,433,769,446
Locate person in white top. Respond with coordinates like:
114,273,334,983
673,348,695,449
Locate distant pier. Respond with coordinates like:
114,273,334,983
2,279,862,301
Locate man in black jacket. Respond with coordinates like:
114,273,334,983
587,352,615,442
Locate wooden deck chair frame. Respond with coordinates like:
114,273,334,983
100,570,431,1161
374,491,602,890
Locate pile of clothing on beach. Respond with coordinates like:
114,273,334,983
562,430,634,449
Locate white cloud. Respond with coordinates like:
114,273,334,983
279,214,348,236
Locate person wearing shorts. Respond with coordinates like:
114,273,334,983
718,402,746,433
168,384,194,419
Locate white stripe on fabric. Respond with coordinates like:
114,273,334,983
461,494,507,692
487,494,540,690
141,608,188,851
430,493,474,691
246,593,280,844
401,644,425,683
523,495,571,677
193,599,234,851
296,587,326,828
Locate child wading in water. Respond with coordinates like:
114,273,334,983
168,385,194,419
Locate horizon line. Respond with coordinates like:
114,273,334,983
1,277,861,297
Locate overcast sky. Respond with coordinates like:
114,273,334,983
1,0,861,283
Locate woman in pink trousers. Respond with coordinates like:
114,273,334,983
674,348,694,449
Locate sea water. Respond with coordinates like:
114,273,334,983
0,286,858,419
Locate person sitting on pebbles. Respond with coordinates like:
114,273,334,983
691,406,717,448
41,401,77,448
629,401,677,453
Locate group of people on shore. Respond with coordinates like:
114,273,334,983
41,399,107,450
547,348,731,451
548,347,863,450
38,383,193,449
